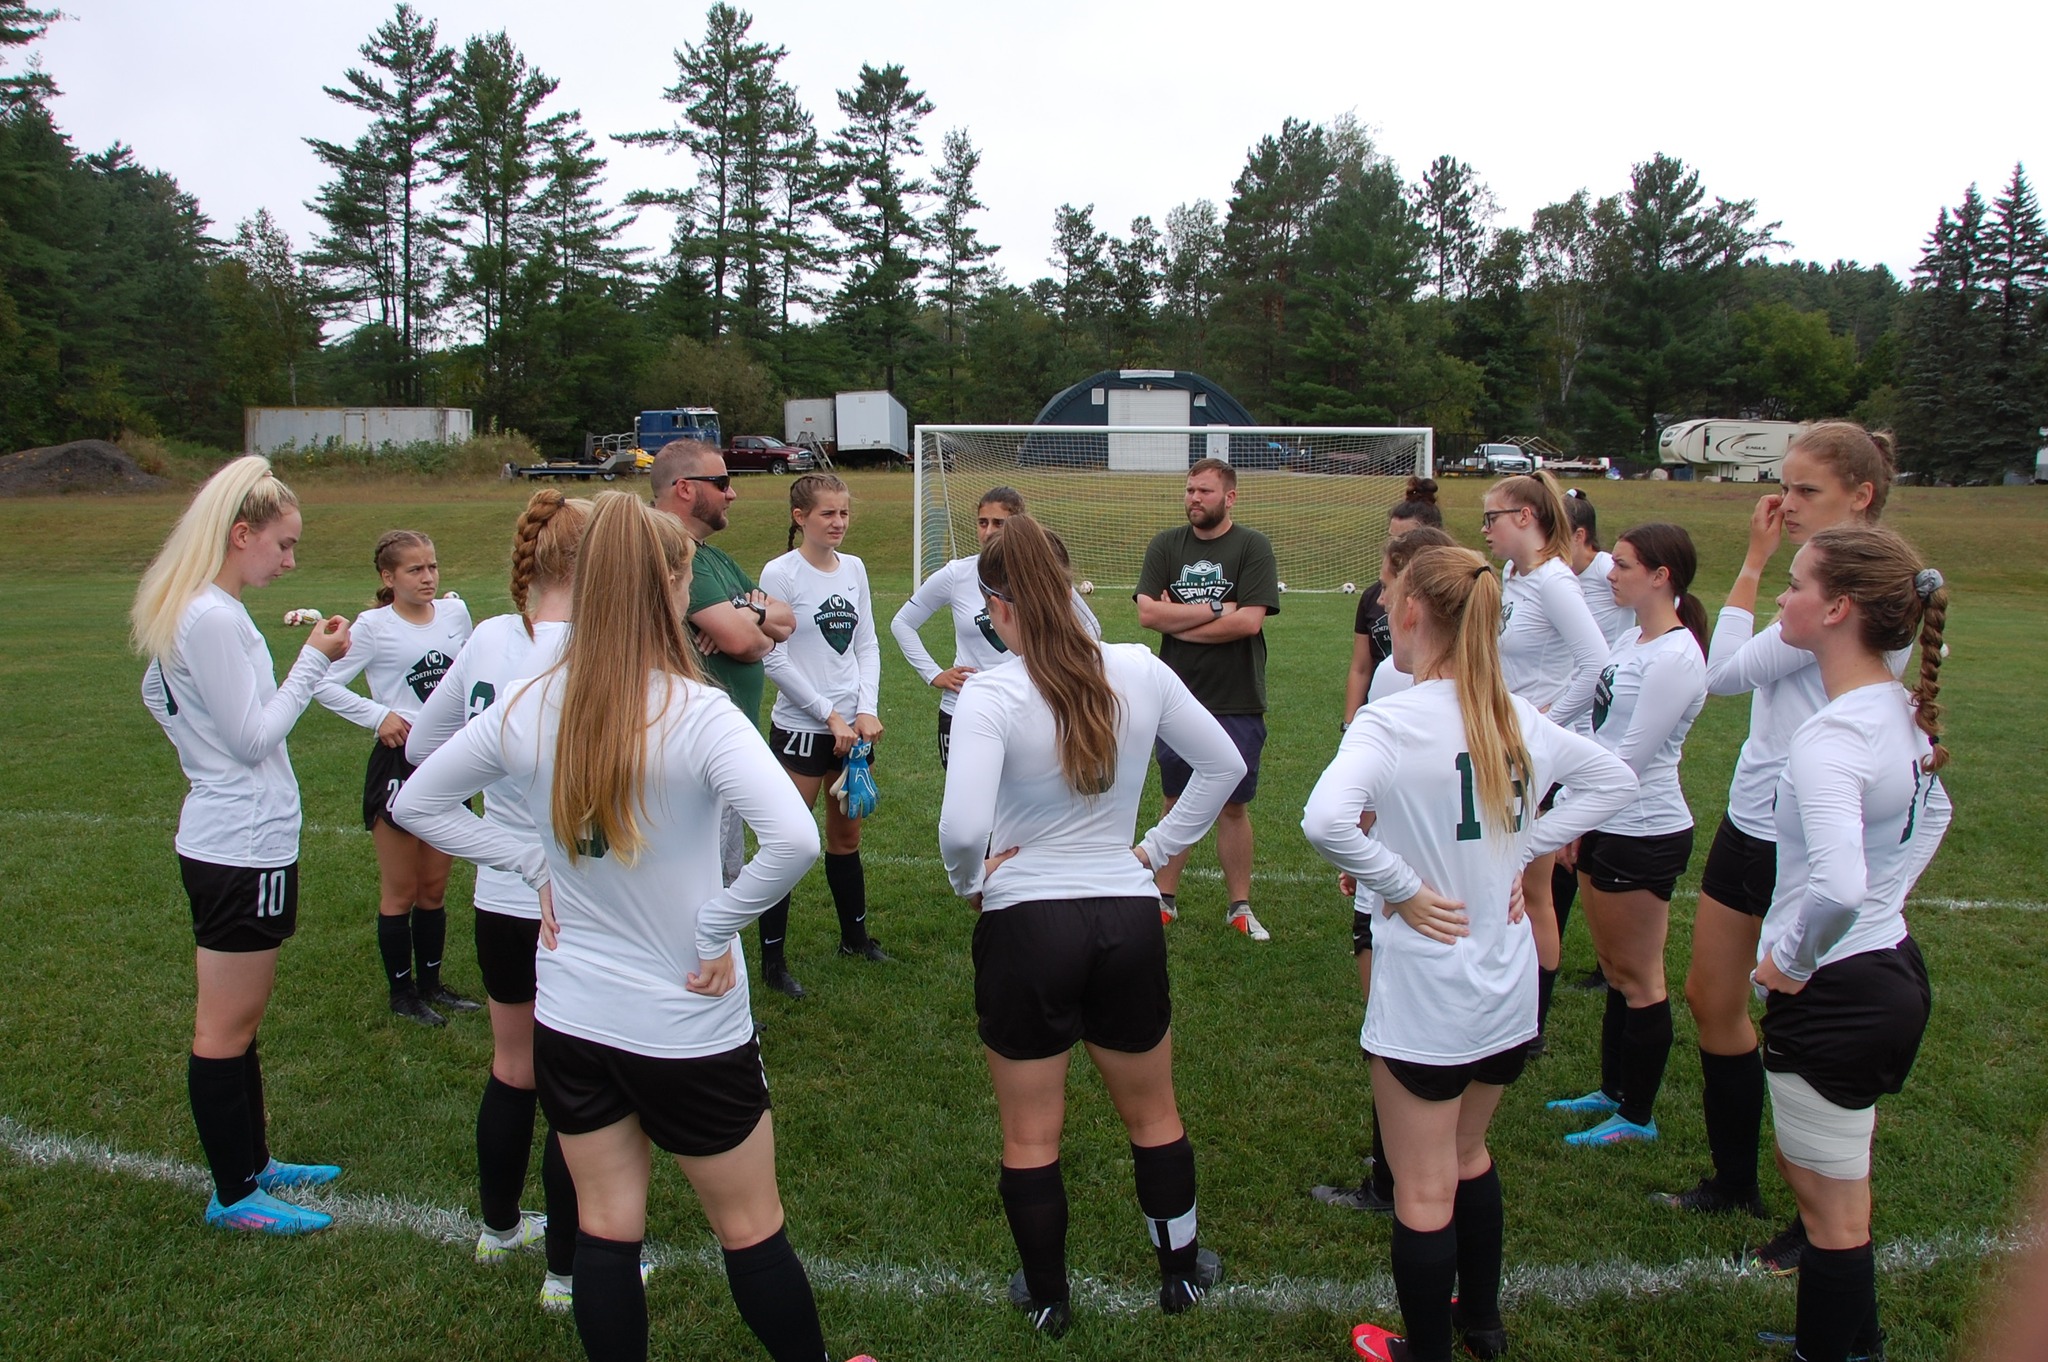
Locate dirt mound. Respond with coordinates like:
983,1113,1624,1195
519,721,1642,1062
0,439,174,496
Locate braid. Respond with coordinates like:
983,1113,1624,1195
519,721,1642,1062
1913,590,1949,772
510,490,564,637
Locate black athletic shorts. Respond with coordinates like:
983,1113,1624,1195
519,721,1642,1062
973,896,1171,1061
1699,814,1778,918
1352,907,1374,955
1373,1040,1531,1103
937,710,954,770
533,1024,770,1157
181,856,298,952
1156,713,1264,804
475,909,541,1005
363,740,417,831
1578,826,1695,902
769,724,851,780
1762,936,1930,1110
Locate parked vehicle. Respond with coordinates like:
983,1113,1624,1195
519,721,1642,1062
784,397,835,455
832,390,910,467
1471,442,1534,476
725,435,814,475
513,443,644,481
1657,419,1804,482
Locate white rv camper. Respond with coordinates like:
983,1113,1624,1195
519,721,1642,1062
1657,419,1807,482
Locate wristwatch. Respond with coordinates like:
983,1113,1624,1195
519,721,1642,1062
731,592,767,625
1208,598,1224,617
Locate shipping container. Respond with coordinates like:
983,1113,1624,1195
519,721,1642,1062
834,390,909,460
244,407,473,455
784,398,836,450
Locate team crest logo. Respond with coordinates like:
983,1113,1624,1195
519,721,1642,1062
1171,559,1232,606
814,595,859,655
407,650,455,700
1497,600,1516,636
974,606,1009,653
1369,612,1392,656
1592,663,1617,731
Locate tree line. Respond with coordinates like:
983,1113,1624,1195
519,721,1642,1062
1,1,2042,480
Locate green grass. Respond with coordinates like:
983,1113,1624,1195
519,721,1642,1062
1,472,2044,1361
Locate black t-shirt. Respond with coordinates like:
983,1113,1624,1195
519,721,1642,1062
1354,581,1391,677
1136,521,1281,715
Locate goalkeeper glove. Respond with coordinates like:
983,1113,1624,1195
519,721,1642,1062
830,739,879,820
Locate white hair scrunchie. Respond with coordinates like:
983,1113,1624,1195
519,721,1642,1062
1914,567,1944,601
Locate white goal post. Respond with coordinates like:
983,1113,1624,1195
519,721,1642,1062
912,425,1435,594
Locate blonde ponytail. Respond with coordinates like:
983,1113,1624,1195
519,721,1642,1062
131,455,299,661
1401,545,1532,837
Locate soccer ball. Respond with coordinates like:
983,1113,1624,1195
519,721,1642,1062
1078,580,1094,595
283,608,321,626
1341,581,1357,594
1277,581,1288,593
443,590,462,599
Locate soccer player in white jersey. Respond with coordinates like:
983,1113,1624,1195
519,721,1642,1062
394,495,868,1362
1303,544,1636,1362
406,490,588,1305
1752,525,1949,1362
315,529,476,1026
133,456,352,1235
939,515,1243,1339
1314,524,1455,1217
1665,423,1910,1274
891,486,1102,768
1545,524,1709,1148
1342,478,1445,726
1479,471,1610,1052
757,473,887,997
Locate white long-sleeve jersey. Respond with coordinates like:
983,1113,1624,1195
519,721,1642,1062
404,615,569,919
1302,681,1638,1065
142,585,333,868
890,554,1102,715
1578,552,1636,648
939,643,1245,911
390,672,820,1059
759,550,880,734
1761,682,1950,984
1500,556,1609,729
1589,627,1707,836
314,597,473,731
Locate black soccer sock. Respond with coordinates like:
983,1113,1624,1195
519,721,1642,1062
1536,966,1559,1037
1617,998,1674,1127
723,1226,828,1362
412,905,448,993
377,912,413,995
572,1232,648,1362
824,850,869,949
541,1128,579,1277
759,894,792,966
1551,859,1578,938
1599,987,1628,1103
1390,1216,1459,1362
1132,1134,1200,1281
1369,1098,1394,1200
1700,1046,1766,1196
241,1039,270,1175
998,1159,1069,1304
1452,1163,1505,1331
1794,1240,1875,1362
189,1052,256,1205
476,1075,538,1234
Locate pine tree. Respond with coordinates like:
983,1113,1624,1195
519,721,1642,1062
1214,117,1343,409
1159,199,1223,370
1106,216,1162,366
213,210,325,406
926,127,996,419
0,1,57,110
1412,155,1496,300
827,62,932,392
1046,203,1109,366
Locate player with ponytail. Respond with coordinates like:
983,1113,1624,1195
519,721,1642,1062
1305,544,1636,1362
939,514,1245,1338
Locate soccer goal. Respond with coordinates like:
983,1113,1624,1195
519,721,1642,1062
913,425,1434,593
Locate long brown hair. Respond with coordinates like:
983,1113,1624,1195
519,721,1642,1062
978,514,1120,795
1789,421,1896,520
1384,525,1457,576
1394,544,1533,836
510,489,591,637
1804,525,1949,770
1616,522,1709,654
549,492,701,864
372,529,434,606
1490,470,1573,565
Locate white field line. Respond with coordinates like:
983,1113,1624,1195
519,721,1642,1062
7,807,2044,909
0,1114,2027,1315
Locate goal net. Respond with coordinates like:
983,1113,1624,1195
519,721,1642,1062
913,425,1434,593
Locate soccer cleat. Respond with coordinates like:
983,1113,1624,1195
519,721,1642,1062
1160,894,1179,925
254,1157,340,1192
1024,1299,1072,1338
1160,1246,1223,1314
1523,1033,1548,1060
538,1272,573,1313
838,938,894,963
1545,1088,1619,1115
1226,904,1271,941
1571,966,1610,992
204,1188,333,1235
1453,1302,1509,1359
1744,1217,1809,1276
389,989,447,1027
1351,1320,1408,1360
762,962,807,1000
421,983,482,1013
1312,1177,1395,1214
1756,1328,1886,1361
475,1209,547,1263
1652,1177,1768,1218
1564,1114,1658,1147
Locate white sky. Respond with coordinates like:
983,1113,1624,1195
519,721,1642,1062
32,0,2045,286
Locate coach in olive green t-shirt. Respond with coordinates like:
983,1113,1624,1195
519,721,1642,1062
1134,456,1280,940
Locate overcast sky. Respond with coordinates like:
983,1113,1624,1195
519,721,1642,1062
31,0,2045,285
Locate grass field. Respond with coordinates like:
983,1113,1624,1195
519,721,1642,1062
1,469,2043,1362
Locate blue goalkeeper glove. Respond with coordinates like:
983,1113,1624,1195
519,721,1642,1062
831,739,879,820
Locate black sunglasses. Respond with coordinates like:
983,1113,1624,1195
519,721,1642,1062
679,473,732,491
